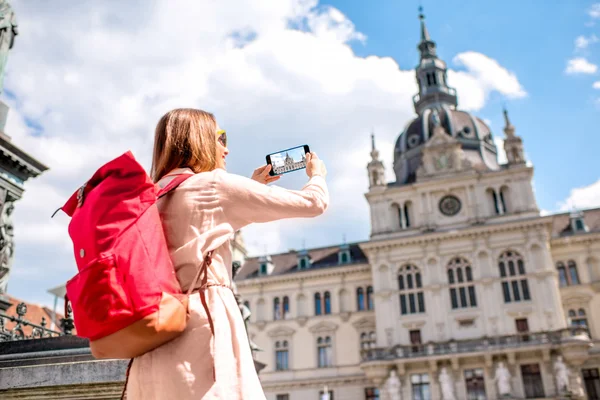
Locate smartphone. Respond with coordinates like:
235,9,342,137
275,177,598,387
266,145,310,176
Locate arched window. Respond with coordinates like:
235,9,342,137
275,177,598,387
557,260,580,287
324,291,331,314
557,262,568,287
299,258,307,269
314,293,322,316
569,309,588,328
447,257,477,309
499,187,508,214
283,296,290,319
498,251,531,303
404,202,412,228
398,265,425,315
273,297,281,320
366,286,374,310
317,336,332,368
357,287,365,311
568,260,580,285
491,189,500,215
340,251,349,264
275,340,289,370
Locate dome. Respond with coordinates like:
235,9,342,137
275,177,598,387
393,106,500,184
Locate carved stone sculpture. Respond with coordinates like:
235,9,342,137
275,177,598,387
385,369,402,400
438,367,456,400
0,0,17,95
554,356,570,394
0,201,14,293
494,361,512,397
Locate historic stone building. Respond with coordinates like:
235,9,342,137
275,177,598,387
273,152,307,175
234,11,600,400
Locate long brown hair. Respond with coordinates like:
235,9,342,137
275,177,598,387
151,108,218,182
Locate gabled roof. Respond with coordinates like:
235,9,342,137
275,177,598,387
550,207,600,237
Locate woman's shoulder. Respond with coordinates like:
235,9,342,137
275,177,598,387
185,168,251,188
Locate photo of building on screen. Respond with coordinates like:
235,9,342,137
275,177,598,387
271,148,306,175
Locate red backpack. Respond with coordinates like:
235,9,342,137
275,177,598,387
56,151,206,359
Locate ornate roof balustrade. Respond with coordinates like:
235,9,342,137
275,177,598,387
361,327,591,363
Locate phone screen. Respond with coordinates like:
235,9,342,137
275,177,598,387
266,144,310,176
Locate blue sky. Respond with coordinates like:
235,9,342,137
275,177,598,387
325,0,600,211
2,0,599,308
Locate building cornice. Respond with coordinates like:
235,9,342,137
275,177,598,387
360,215,554,252
550,232,600,249
235,263,371,289
365,164,534,200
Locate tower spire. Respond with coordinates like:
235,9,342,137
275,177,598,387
419,6,431,42
367,131,385,189
413,7,457,114
502,107,526,165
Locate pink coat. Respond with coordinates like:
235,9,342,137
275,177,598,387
125,167,329,399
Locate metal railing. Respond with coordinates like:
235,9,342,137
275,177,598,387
0,300,74,342
361,327,590,362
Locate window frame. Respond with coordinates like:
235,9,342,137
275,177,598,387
398,265,426,315
275,339,290,371
447,257,477,309
498,251,531,303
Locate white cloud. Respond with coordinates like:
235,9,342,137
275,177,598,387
5,0,524,301
575,34,599,49
593,81,600,89
451,52,527,111
565,57,598,74
589,3,600,19
558,179,600,211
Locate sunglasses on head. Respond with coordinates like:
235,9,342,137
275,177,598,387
217,129,227,147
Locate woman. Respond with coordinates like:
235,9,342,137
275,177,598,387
124,108,329,399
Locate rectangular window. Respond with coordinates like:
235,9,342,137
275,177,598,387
521,364,545,398
511,281,521,301
502,282,511,302
411,373,431,400
409,293,416,313
521,280,531,300
450,288,458,309
464,368,486,400
400,294,407,315
516,318,530,341
276,349,289,370
468,286,477,307
260,264,267,274
583,368,600,400
319,390,334,400
410,329,422,354
459,287,467,307
364,387,380,400
417,292,425,313
276,395,290,400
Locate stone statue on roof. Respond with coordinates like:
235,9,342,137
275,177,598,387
0,1,18,95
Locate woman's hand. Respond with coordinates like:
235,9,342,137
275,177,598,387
251,164,281,185
305,152,327,179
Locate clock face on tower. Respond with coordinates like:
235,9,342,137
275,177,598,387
439,195,462,216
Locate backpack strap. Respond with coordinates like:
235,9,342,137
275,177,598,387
157,174,193,199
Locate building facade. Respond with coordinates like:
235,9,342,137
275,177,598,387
234,11,600,400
